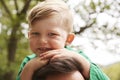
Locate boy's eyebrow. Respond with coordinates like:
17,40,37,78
47,30,60,34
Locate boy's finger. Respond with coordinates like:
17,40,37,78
40,52,56,60
39,49,58,57
50,54,62,61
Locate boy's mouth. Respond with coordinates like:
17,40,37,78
37,48,52,53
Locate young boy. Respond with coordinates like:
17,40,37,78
16,0,110,80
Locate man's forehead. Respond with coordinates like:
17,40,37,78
46,71,84,80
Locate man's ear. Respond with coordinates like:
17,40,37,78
66,33,75,45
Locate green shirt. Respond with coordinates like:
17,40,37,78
16,47,110,80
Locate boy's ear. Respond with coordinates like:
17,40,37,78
66,33,75,45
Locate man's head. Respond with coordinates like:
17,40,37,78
27,0,75,56
32,57,85,80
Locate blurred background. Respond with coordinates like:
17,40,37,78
0,0,120,80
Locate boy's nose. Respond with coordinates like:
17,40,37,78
38,37,47,45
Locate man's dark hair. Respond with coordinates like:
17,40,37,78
32,57,83,80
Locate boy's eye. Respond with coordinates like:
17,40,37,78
31,32,39,35
48,33,57,36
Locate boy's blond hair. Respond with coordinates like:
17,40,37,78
27,0,73,33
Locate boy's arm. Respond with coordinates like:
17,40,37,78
66,46,110,80
16,54,36,80
34,47,110,80
77,50,110,80
72,52,90,79
20,57,48,80
39,48,90,79
20,61,34,80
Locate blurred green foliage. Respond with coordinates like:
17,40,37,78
103,63,120,80
0,37,31,80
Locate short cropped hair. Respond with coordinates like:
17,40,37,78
27,0,73,33
32,57,83,80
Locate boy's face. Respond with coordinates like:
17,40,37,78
28,17,70,56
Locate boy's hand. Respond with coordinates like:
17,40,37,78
39,48,77,60
26,57,49,71
20,57,49,80
40,48,90,79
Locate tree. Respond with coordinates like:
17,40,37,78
67,0,120,53
0,0,43,80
